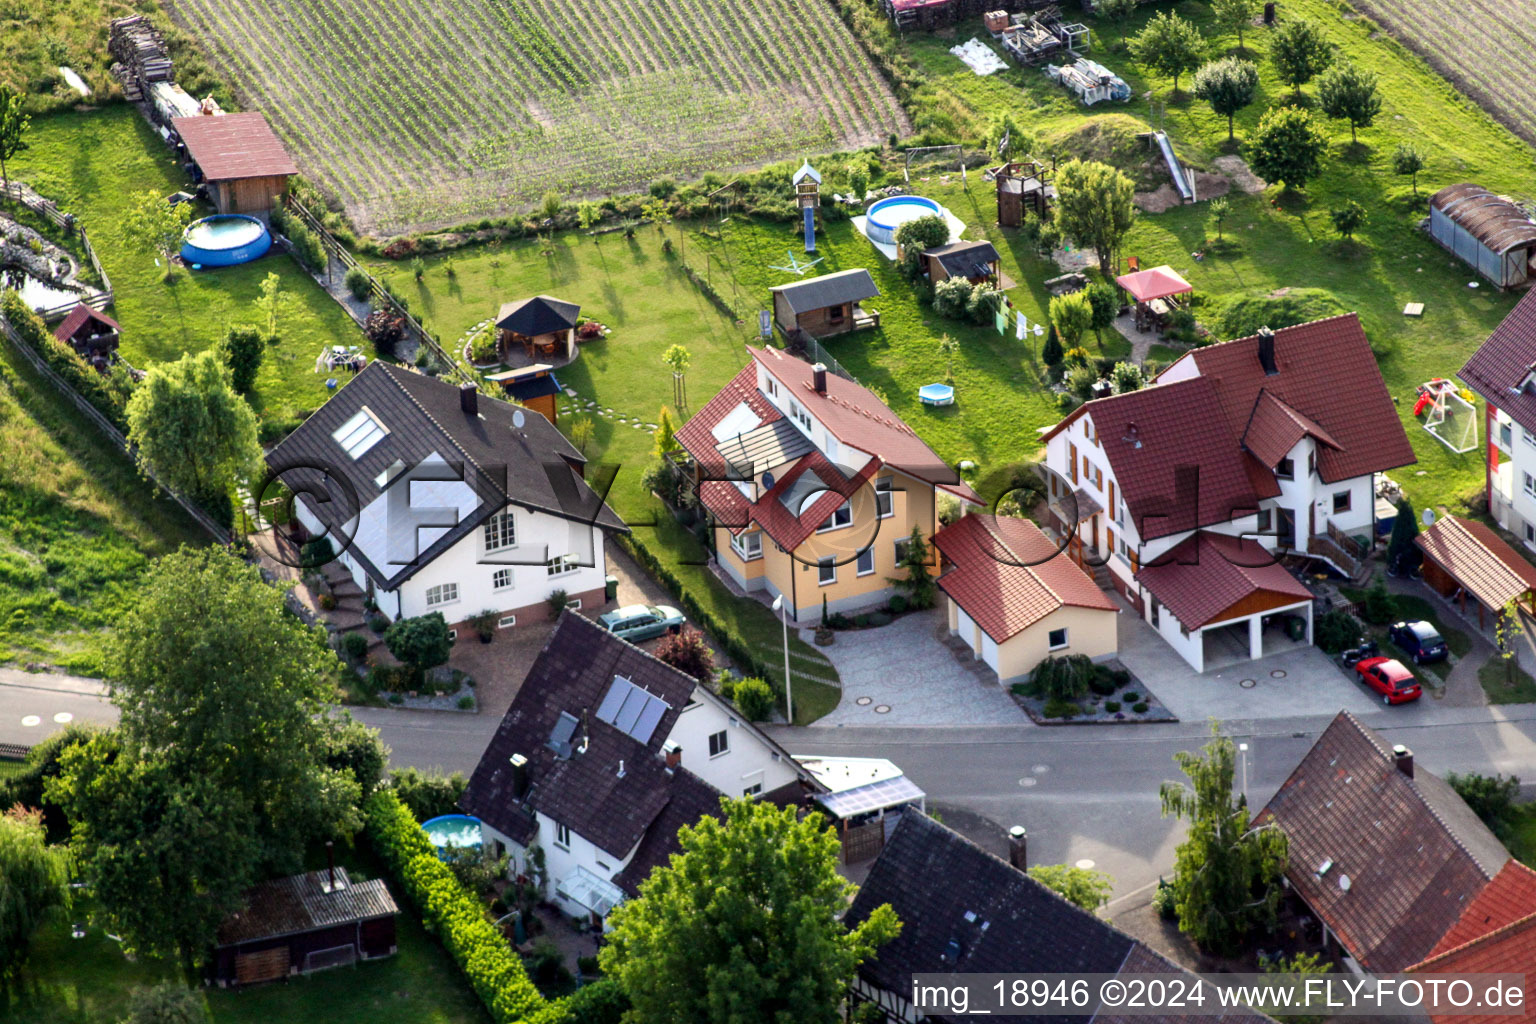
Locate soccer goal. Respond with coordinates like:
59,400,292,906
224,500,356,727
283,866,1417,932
1417,379,1479,453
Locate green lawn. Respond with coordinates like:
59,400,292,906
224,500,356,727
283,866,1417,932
7,106,360,428
0,759,25,780
1478,655,1536,704
0,332,205,672
1509,806,1536,868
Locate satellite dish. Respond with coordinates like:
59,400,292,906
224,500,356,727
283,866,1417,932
1422,509,1435,526
1338,874,1352,892
762,471,776,489
513,409,526,430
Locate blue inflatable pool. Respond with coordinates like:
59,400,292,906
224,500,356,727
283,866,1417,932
865,195,943,247
919,383,955,406
180,214,272,267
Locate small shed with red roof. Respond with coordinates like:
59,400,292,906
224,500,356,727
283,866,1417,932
172,112,298,215
52,303,120,364
1414,515,1536,626
932,513,1117,682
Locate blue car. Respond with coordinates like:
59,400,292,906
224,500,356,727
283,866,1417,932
1388,620,1448,664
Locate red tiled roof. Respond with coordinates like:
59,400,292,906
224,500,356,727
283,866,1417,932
1254,712,1509,973
51,303,119,342
1429,860,1536,958
1134,532,1310,629
674,361,783,477
1462,287,1536,433
932,514,1116,643
1242,389,1340,469
172,112,298,181
1410,910,1536,1024
1415,516,1536,610
1115,265,1192,302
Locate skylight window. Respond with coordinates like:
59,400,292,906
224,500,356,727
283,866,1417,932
333,408,387,460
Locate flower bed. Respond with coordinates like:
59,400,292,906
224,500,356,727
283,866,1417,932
1009,660,1177,725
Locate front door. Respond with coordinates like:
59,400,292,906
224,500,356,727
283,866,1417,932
1277,509,1296,548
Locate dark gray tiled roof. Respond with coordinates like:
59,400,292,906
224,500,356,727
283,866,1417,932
265,362,624,589
460,613,708,861
496,295,581,335
216,869,397,946
769,268,880,315
925,239,1001,278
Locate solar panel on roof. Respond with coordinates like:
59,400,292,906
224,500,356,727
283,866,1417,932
613,690,645,735
595,680,628,722
595,676,670,744
633,700,667,744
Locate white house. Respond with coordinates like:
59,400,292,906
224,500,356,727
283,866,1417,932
460,613,821,926
1040,316,1415,672
1461,288,1536,549
266,361,626,632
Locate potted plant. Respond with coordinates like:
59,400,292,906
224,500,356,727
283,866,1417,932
469,608,499,644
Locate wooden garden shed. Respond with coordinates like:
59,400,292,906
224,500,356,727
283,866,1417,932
495,295,579,363
1414,515,1536,627
770,269,880,338
172,112,298,215
212,867,398,987
1429,184,1536,290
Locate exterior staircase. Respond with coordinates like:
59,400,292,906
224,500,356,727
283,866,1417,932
1092,560,1115,591
1306,535,1371,585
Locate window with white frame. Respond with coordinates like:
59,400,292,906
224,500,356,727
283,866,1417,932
789,401,811,431
894,537,910,564
483,511,516,552
1525,428,1536,449
1526,523,1534,544
817,500,852,532
426,583,459,607
332,407,387,459
875,477,894,518
492,568,515,591
708,730,729,757
731,531,763,561
1524,472,1534,498
554,823,571,850
498,615,517,629
766,377,779,398
547,554,580,576
1332,491,1351,514
743,782,763,797
1048,627,1069,650
817,557,836,585
1257,508,1273,533
856,547,875,576
1276,458,1294,480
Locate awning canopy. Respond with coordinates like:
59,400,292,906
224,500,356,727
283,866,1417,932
1415,516,1536,610
813,774,926,819
555,865,625,917
1115,265,1193,303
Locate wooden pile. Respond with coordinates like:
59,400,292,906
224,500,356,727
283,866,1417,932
109,16,173,101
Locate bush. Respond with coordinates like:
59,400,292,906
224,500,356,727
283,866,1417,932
1032,655,1094,700
1065,364,1099,401
1360,577,1398,625
219,324,265,394
888,594,909,614
388,766,467,819
1314,610,1363,654
1152,878,1178,920
384,613,453,679
654,626,716,682
0,723,101,839
365,791,547,1023
1105,701,1122,713
527,940,575,996
469,331,498,364
345,265,372,301
1087,667,1118,696
2,292,129,430
1043,698,1082,719
932,276,974,319
457,695,475,710
1132,702,1149,713
367,613,391,634
340,632,369,661
1122,691,1140,703
299,536,334,569
894,214,952,280
560,978,628,1024
733,677,775,721
122,983,208,1024
545,588,569,620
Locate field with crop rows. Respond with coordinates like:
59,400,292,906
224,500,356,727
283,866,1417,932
161,0,905,235
1348,0,1536,151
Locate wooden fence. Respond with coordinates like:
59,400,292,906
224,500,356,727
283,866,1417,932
280,195,468,385
0,314,232,545
1,181,114,321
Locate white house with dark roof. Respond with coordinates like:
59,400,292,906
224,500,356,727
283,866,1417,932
265,362,626,632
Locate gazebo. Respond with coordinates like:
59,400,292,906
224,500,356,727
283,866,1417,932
1115,264,1193,332
495,295,580,363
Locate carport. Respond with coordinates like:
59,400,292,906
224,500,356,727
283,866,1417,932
1415,515,1536,628
1137,532,1315,673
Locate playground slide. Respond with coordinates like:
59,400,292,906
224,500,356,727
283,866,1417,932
803,206,816,252
1153,131,1195,203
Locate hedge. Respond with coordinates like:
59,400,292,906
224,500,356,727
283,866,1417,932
2,290,129,431
364,790,565,1024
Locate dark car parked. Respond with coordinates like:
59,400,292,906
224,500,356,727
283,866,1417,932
1388,620,1449,664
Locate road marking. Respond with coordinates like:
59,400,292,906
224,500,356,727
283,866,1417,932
54,712,74,723
21,715,40,727
1018,777,1037,787
1075,858,1097,870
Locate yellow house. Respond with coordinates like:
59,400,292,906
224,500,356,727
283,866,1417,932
676,346,980,623
931,513,1118,683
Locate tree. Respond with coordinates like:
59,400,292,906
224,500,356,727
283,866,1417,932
1330,199,1366,239
894,214,952,281
641,197,671,236
1049,290,1094,350
1269,19,1333,100
255,271,284,340
1111,361,1144,393
576,200,602,236
125,350,262,507
384,612,454,683
663,343,691,407
1318,62,1381,143
1130,12,1205,95
1041,324,1064,366
654,626,715,682
122,983,210,1024
653,406,680,456
1386,498,1422,577
1159,722,1289,955
1096,0,1138,50
1065,363,1099,401
105,547,363,871
1258,951,1332,1024
888,525,937,610
932,276,974,319
121,190,193,279
1447,772,1522,839
1208,196,1231,240
1053,160,1136,276
984,111,1031,162
1496,597,1525,689
938,333,960,384
1027,863,1114,911
1211,0,1257,52
1193,58,1260,141
600,799,899,1024
1085,281,1120,341
0,806,70,975
219,324,265,394
1247,105,1329,191
541,190,563,222
1392,143,1426,195
0,84,30,191
568,415,595,455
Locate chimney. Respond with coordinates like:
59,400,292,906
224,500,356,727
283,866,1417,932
459,382,479,416
617,759,626,779
1007,825,1027,870
509,752,529,799
1257,326,1277,375
812,363,828,394
325,840,343,893
1392,744,1414,779
663,741,682,770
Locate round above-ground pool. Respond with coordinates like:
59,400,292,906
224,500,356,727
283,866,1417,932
421,814,482,858
180,214,272,267
865,195,944,247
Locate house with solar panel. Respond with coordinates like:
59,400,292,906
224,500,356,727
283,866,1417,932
461,614,826,927
265,361,626,635
1041,316,1415,672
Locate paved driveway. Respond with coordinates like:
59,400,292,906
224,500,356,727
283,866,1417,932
808,608,1027,727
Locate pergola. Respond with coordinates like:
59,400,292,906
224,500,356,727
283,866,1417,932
1115,264,1193,332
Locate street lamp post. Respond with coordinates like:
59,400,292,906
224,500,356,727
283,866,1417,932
1238,741,1250,804
772,595,794,725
